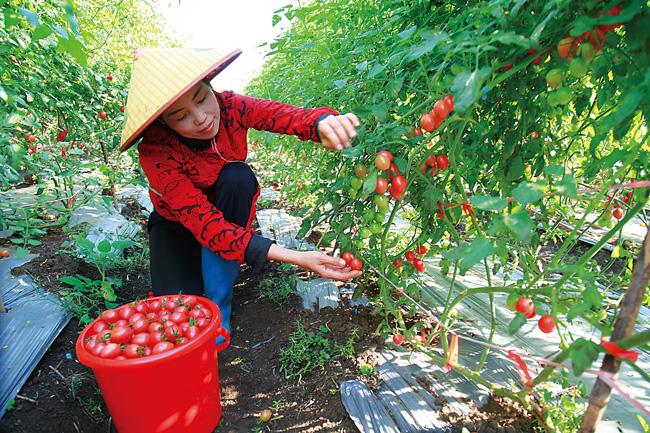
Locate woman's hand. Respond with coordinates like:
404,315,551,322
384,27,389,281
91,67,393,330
295,251,362,281
318,113,360,151
267,244,361,281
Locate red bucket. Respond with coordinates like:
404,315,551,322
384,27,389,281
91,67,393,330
76,295,230,433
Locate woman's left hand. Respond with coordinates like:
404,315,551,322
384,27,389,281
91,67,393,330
318,113,360,151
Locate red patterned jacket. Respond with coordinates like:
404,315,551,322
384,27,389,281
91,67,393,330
138,90,337,265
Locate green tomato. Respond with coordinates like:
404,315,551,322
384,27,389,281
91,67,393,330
555,86,573,105
506,292,521,312
580,42,595,63
350,177,363,190
545,69,563,89
348,188,357,198
359,228,372,238
374,211,385,223
359,363,374,376
373,194,389,209
547,91,559,107
569,58,588,78
362,209,375,223
370,223,383,234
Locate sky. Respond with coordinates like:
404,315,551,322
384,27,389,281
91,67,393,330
157,0,296,93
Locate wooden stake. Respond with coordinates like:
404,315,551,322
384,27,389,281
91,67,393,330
578,230,650,432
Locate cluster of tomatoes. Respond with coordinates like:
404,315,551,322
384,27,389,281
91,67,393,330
419,95,454,132
419,153,449,177
82,295,213,360
393,245,427,273
342,251,363,271
373,150,407,201
509,295,556,334
546,5,622,107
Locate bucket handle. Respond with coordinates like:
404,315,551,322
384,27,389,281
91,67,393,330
215,327,230,352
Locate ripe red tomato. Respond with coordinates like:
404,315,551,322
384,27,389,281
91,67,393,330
515,297,535,315
107,75,113,81
433,99,449,120
108,326,133,344
420,113,436,132
170,311,186,324
131,318,148,334
342,252,354,265
91,342,106,357
376,177,389,194
612,208,623,219
392,334,404,345
525,309,537,319
377,150,393,162
444,95,454,112
391,175,407,193
195,317,210,329
185,326,200,340
0,249,9,258
84,335,98,352
416,245,427,255
148,300,162,312
390,184,404,200
436,155,450,171
386,163,401,180
101,310,119,323
99,111,107,119
349,258,363,271
100,343,122,359
189,308,205,320
131,332,151,346
412,258,425,272
128,313,145,325
538,315,556,333
148,322,164,334
124,344,145,359
56,129,68,142
393,259,403,269
425,154,438,168
119,105,125,113
405,251,415,261
152,341,174,355
412,127,423,136
374,153,391,171
92,320,109,334
118,306,135,320
145,312,158,322
134,301,148,313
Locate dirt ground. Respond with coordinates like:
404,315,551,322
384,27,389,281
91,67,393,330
1,215,539,433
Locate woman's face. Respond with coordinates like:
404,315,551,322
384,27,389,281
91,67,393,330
160,80,220,140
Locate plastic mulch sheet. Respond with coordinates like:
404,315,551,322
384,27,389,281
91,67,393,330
0,251,71,418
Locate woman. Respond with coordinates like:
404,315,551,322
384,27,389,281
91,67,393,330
119,48,361,339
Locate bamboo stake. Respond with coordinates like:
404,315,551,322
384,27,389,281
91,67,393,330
578,229,650,432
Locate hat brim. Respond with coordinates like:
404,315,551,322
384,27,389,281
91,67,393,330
119,49,242,152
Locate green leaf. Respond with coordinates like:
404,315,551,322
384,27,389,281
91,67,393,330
405,32,448,62
508,312,527,335
101,281,117,301
397,25,417,41
341,146,363,158
570,338,600,376
443,237,495,273
97,239,111,253
14,247,29,259
112,240,134,250
451,67,491,114
333,79,347,89
470,195,507,211
556,174,577,198
362,171,378,195
512,182,544,206
544,164,563,179
57,36,87,66
493,31,529,48
503,209,533,241
370,103,389,122
60,275,84,287
368,63,386,78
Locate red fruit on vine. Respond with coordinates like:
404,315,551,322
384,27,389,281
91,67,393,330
395,288,404,297
436,155,449,171
376,177,388,194
349,257,363,271
433,99,449,120
420,113,436,132
558,37,580,60
342,252,354,266
390,183,405,200
416,245,427,255
530,131,539,139
56,129,68,142
392,334,404,346
386,163,401,180
119,105,125,113
538,315,556,333
419,164,428,174
443,95,454,113
612,208,624,219
426,154,438,168
516,297,535,315
412,258,425,272
393,259,403,269
412,127,422,136
391,175,407,193
375,152,391,171
107,75,113,81
99,111,107,119
405,251,415,261
525,309,537,319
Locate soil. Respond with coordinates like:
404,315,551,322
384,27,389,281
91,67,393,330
1,215,540,433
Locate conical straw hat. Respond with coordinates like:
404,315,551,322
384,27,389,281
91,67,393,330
119,47,241,152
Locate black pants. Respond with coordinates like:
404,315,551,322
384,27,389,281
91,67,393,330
147,162,259,296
